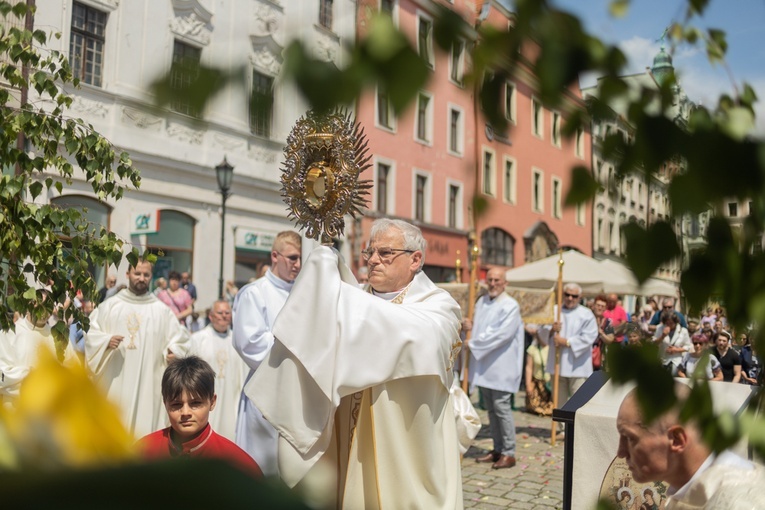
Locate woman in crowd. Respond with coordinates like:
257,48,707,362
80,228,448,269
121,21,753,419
524,328,553,416
677,333,723,380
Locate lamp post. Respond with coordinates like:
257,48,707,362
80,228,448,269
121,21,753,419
215,156,234,299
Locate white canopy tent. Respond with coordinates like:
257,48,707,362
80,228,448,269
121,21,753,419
504,250,678,297
598,259,678,297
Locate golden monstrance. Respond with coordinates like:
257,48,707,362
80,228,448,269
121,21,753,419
281,109,372,243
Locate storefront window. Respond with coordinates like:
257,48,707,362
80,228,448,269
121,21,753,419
50,194,110,289
145,210,194,285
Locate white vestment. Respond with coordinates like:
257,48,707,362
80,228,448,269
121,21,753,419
189,324,247,441
248,247,464,509
0,318,78,403
84,289,190,438
468,292,524,393
667,451,765,509
540,305,598,378
232,269,293,475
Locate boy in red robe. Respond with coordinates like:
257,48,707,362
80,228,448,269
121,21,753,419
136,355,262,478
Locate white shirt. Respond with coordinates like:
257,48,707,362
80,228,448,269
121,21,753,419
468,292,524,393
540,304,598,378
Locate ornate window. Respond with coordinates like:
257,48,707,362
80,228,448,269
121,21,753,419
481,228,514,267
70,2,107,87
250,70,274,137
170,40,201,117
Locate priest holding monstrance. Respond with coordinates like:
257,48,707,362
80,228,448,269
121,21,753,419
246,111,464,508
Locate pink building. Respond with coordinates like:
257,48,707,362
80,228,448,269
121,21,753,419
354,0,478,282
353,0,591,281
474,2,592,278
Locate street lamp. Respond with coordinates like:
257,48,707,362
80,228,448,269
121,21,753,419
215,156,234,299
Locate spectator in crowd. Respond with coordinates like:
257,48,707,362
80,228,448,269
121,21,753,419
648,298,687,333
677,333,723,380
739,333,760,385
592,294,616,370
69,298,95,354
634,304,655,336
710,330,742,383
700,307,717,328
604,293,628,343
157,272,194,326
98,273,116,303
224,280,238,305
687,318,699,336
625,324,646,346
653,310,691,376
153,277,167,297
525,328,553,416
180,272,197,302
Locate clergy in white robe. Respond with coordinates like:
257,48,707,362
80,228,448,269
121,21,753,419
616,384,765,510
465,267,524,469
0,315,78,405
189,300,246,441
538,283,598,406
249,219,464,509
232,230,301,476
84,261,190,439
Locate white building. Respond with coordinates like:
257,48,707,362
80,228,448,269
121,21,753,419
34,0,353,310
582,45,705,296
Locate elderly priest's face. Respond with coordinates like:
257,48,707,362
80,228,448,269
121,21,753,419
367,228,422,294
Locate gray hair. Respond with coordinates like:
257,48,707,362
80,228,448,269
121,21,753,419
370,218,427,270
563,282,582,295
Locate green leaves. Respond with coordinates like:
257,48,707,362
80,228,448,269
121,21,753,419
565,166,601,206
622,222,681,283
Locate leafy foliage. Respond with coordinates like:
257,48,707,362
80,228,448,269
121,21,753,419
0,3,141,334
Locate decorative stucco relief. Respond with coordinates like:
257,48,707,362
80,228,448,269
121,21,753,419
167,122,204,145
213,133,245,152
253,1,283,37
248,146,277,163
121,107,162,131
170,0,213,47
313,32,338,63
71,96,110,118
250,46,281,75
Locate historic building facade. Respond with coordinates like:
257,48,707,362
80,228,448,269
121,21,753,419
582,45,705,292
354,0,592,282
34,0,355,309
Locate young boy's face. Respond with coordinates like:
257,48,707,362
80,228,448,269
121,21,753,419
164,391,217,441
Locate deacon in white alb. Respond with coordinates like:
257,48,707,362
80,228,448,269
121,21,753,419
0,301,78,404
463,267,524,470
189,299,246,441
538,282,598,407
232,230,301,476
85,260,190,438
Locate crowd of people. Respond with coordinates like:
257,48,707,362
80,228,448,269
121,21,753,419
0,221,762,508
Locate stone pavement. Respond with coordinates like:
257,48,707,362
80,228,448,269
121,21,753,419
462,391,565,509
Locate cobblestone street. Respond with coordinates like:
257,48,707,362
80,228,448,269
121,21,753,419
462,391,565,509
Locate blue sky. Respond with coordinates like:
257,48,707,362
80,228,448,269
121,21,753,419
509,0,765,134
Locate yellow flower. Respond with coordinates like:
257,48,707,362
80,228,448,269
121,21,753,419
0,347,136,469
